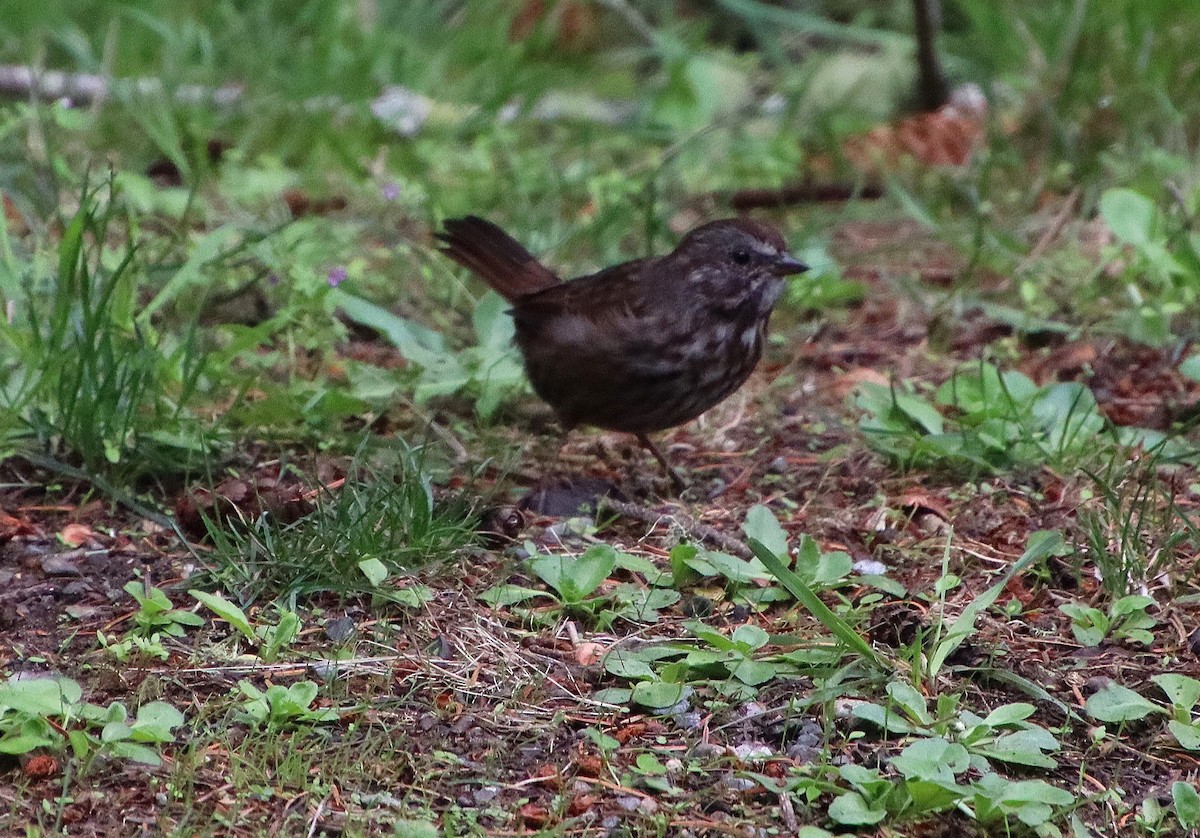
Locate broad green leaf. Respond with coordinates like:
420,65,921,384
0,676,82,716
108,741,163,766
357,558,390,587
886,682,931,724
478,584,549,607
630,680,688,710
0,718,56,754
603,651,658,681
974,728,1059,768
131,702,185,742
1173,780,1200,828
981,703,1037,727
190,589,254,640
1085,684,1163,722
334,289,445,367
1167,720,1200,751
591,687,633,705
101,721,133,743
850,701,921,735
731,624,769,650
727,659,777,686
891,737,969,782
1152,674,1200,711
1100,188,1156,247
743,505,788,558
530,545,616,603
828,791,887,826
1181,354,1200,383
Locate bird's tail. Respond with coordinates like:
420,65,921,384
435,216,561,302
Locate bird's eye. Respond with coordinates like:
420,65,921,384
730,249,751,265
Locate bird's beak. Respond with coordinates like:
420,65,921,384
772,252,808,276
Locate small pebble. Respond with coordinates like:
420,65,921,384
665,697,692,715
738,702,767,721
853,559,888,576
473,786,500,804
324,616,356,643
673,711,703,731
680,595,713,618
834,698,869,720
40,555,81,577
787,742,820,763
721,776,758,792
62,580,92,598
732,743,774,763
693,742,725,759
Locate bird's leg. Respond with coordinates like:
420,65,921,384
635,433,687,493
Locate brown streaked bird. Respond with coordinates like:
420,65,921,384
436,215,807,489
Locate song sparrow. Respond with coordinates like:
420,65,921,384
436,215,807,487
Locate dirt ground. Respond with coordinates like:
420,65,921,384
2,217,1199,835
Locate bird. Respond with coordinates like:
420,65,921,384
436,215,807,489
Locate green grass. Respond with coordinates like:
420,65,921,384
196,442,479,605
0,177,213,480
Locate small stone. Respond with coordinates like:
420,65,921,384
40,555,81,576
473,786,500,804
665,698,692,715
787,742,820,763
673,711,703,731
324,616,356,643
62,580,92,598
767,457,789,474
834,698,869,720
680,595,713,618
693,742,726,759
733,743,774,763
616,796,641,812
721,776,757,792
739,702,768,721
853,559,888,576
